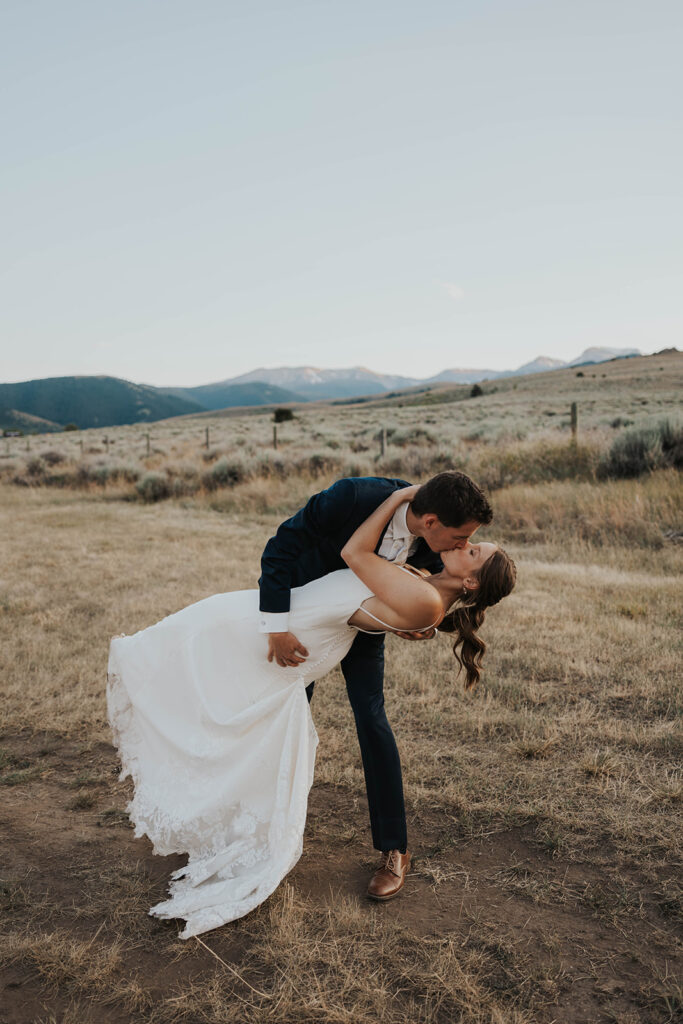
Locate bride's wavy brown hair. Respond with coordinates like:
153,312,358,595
437,548,516,690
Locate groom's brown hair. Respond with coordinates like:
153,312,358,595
411,471,492,527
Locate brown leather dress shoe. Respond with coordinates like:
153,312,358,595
367,849,411,901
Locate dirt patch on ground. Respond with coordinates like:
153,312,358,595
1,731,681,1024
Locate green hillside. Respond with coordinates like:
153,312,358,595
0,376,204,430
0,408,63,434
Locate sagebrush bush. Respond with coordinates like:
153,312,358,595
598,419,683,479
170,476,200,497
111,463,141,483
256,455,289,479
42,450,66,466
659,418,683,468
25,457,45,478
136,472,170,502
299,453,343,478
77,462,110,485
164,462,200,482
376,449,458,480
389,427,437,447
202,456,249,490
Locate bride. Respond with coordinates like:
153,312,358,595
107,485,515,939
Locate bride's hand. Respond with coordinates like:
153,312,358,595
342,483,421,567
396,484,420,502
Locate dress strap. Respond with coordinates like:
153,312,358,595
354,563,440,634
355,606,398,634
355,595,442,636
396,563,429,579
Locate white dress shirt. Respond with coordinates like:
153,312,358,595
259,501,417,634
377,501,418,564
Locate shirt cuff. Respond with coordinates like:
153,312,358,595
258,611,290,633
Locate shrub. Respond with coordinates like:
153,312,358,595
63,423,79,431
43,472,73,488
470,383,484,397
203,456,248,490
390,428,437,448
42,450,65,466
342,456,374,478
303,453,343,478
376,449,457,480
598,420,682,479
136,472,170,502
273,408,294,423
256,455,288,479
659,418,683,468
76,461,112,485
25,456,45,478
111,463,141,483
165,462,200,482
170,476,200,497
610,417,634,429
90,465,111,485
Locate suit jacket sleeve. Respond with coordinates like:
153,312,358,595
258,478,359,630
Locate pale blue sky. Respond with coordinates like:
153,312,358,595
1,0,681,385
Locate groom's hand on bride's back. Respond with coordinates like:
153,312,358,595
267,632,310,668
393,628,437,641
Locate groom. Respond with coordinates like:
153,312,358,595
258,471,492,900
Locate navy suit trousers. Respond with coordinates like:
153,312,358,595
306,630,406,854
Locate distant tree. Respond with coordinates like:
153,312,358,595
575,371,584,378
273,408,294,423
64,423,79,431
470,384,483,398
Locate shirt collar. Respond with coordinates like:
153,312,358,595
393,501,414,539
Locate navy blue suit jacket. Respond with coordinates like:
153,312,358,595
259,476,443,616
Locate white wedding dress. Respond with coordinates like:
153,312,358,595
106,568,376,939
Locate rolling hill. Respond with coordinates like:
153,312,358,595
0,377,205,430
160,380,304,410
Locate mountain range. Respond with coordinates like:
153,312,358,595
0,347,641,431
204,347,639,397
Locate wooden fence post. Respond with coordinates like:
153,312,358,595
570,402,578,439
273,425,278,451
104,435,110,454
146,432,151,456
379,427,386,457
79,438,84,458
205,427,210,450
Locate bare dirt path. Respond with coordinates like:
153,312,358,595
2,730,680,1024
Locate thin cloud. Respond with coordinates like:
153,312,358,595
442,283,465,301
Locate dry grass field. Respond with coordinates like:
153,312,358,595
1,352,681,1023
